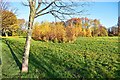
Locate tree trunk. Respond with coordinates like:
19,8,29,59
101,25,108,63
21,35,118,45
22,7,35,72
5,32,8,37
21,29,32,72
3,29,8,37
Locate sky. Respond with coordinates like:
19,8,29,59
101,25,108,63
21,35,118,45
118,2,120,17
10,1,118,28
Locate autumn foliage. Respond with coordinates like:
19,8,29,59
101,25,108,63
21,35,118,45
32,18,108,43
1,10,18,36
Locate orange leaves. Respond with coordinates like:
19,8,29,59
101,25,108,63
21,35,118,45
32,22,66,42
65,26,76,42
32,22,78,43
32,20,93,43
86,28,92,37
32,23,41,40
32,17,108,42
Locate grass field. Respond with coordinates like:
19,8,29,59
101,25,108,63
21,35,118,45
1,37,120,78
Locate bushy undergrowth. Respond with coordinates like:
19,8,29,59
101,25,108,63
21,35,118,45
32,20,108,43
32,22,93,43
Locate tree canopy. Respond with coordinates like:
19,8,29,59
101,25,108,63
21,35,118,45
1,10,18,36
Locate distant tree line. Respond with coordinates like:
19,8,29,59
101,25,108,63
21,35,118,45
108,26,119,36
118,16,120,36
32,17,108,43
1,9,119,39
107,16,120,36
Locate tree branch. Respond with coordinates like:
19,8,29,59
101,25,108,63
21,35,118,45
35,11,50,18
21,1,29,7
36,0,42,12
36,0,56,15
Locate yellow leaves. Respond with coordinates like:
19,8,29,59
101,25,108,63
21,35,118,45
32,22,77,42
83,29,86,37
84,22,89,27
32,21,93,42
2,10,17,28
65,26,76,42
10,24,19,31
86,28,92,37
32,23,41,40
40,21,51,34
2,11,17,25
1,10,19,36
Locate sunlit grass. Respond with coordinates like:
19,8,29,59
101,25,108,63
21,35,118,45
1,37,120,78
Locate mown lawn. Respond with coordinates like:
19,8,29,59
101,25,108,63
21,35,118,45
1,37,120,78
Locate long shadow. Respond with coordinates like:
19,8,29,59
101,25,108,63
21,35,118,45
29,49,61,78
2,38,114,78
3,39,22,71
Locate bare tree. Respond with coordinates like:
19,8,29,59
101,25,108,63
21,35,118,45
22,0,88,72
0,0,18,14
0,0,9,10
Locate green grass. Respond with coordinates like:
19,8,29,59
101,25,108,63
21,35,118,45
1,37,120,78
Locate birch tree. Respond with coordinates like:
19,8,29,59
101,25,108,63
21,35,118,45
22,0,87,72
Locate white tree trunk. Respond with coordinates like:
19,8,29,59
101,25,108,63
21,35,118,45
22,30,32,72
5,32,8,37
22,4,36,72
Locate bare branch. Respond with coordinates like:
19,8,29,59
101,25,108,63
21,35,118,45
10,7,18,14
0,0,9,10
21,1,29,6
50,12,63,21
35,11,50,18
0,0,18,14
36,0,42,11
36,0,56,15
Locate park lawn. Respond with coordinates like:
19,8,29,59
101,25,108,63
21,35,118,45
1,37,120,78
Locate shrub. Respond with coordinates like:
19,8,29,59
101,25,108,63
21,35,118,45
86,28,92,37
48,25,56,41
32,20,107,43
65,26,76,42
32,22,67,42
99,28,108,36
54,23,66,42
83,29,86,37
32,22,41,40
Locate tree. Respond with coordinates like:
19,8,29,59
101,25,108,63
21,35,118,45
18,19,25,28
118,17,120,36
99,26,108,36
91,25,108,37
1,10,18,37
0,0,18,36
0,0,10,11
0,0,18,13
22,0,87,72
90,19,101,36
17,19,27,36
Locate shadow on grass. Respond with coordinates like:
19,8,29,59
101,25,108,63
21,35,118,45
3,39,22,71
28,47,95,78
30,55,53,77
1,39,106,78
2,38,119,78
29,48,63,78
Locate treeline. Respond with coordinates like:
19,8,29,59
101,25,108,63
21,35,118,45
108,26,119,36
1,10,119,43
32,18,108,42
